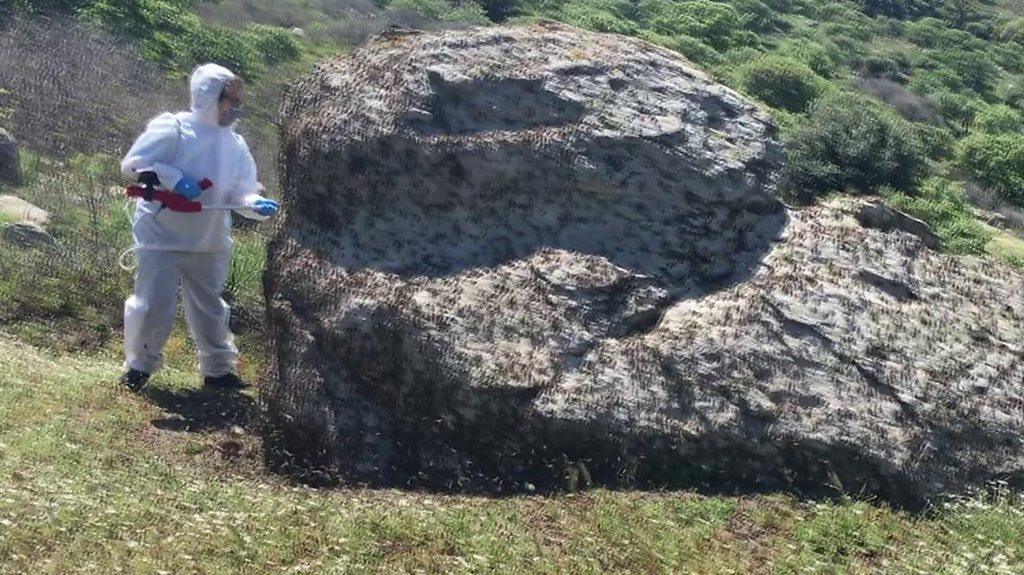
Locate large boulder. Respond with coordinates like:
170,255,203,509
264,22,1024,506
0,194,49,227
0,128,21,185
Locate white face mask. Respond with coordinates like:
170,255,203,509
222,105,245,125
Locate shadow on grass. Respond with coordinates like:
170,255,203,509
143,384,257,433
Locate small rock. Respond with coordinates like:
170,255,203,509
3,221,55,248
0,129,20,185
229,425,245,436
291,27,305,37
0,194,49,226
855,201,941,249
217,439,244,458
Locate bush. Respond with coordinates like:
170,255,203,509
647,0,742,51
78,0,303,78
388,0,488,23
974,105,1024,135
642,31,722,66
857,0,936,20
929,48,998,96
998,82,1024,111
737,55,826,113
560,0,640,35
822,21,874,42
860,55,901,78
998,17,1024,44
184,24,265,79
728,0,775,32
926,91,984,135
884,179,991,254
905,17,976,48
245,24,302,66
912,123,956,160
957,132,1024,206
779,38,844,78
784,92,926,200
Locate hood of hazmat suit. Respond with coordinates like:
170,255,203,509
120,63,269,253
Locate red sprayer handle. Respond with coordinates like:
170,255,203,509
125,178,214,213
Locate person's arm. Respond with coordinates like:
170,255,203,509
229,137,276,221
120,113,184,191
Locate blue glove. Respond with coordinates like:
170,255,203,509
174,176,202,200
253,198,279,217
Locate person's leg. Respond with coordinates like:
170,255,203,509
124,250,182,374
180,251,239,378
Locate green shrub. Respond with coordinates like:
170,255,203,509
183,24,265,79
642,31,722,66
912,124,956,161
998,17,1024,44
974,105,1024,135
814,2,858,22
77,0,303,78
907,67,964,96
964,20,993,39
245,24,302,66
957,132,1024,205
784,92,926,200
728,0,775,32
822,21,874,42
992,41,1024,75
441,0,491,23
561,0,640,34
998,82,1024,111
938,0,985,30
927,90,985,135
719,45,762,66
389,0,489,23
779,39,844,78
929,48,998,96
884,178,991,254
857,0,936,19
737,55,826,113
647,0,742,50
904,16,984,50
860,55,900,78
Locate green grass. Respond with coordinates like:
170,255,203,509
986,225,1024,268
0,336,1023,574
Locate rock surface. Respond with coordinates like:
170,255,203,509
0,194,49,226
264,22,1024,506
0,128,20,185
3,221,54,248
855,201,940,249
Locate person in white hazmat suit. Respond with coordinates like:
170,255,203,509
119,63,279,392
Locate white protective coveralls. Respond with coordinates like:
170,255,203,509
120,63,270,377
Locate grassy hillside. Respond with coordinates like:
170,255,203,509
1,335,1023,573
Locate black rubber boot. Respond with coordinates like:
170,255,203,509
120,369,151,393
203,373,250,390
